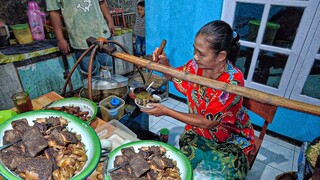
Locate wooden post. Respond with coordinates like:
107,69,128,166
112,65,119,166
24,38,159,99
111,52,320,116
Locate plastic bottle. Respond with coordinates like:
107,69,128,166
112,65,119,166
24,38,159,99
27,1,46,40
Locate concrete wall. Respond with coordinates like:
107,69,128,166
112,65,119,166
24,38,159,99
145,0,320,142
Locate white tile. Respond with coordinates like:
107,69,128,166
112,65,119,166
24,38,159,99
150,119,184,146
148,115,163,129
256,139,295,172
247,161,284,180
263,134,296,151
165,98,181,106
176,102,188,110
162,116,186,127
161,100,177,109
173,105,189,113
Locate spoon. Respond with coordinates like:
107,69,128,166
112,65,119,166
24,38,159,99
108,162,129,173
146,81,154,91
0,139,21,151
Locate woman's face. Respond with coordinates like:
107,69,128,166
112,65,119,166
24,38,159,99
137,5,145,17
193,35,221,69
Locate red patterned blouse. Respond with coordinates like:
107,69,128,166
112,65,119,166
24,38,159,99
173,60,255,155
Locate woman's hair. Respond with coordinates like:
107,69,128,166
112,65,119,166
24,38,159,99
137,0,145,7
196,20,240,63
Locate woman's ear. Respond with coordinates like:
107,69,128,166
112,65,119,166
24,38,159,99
217,51,227,62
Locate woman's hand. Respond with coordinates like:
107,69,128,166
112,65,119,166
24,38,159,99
141,103,168,117
152,48,170,67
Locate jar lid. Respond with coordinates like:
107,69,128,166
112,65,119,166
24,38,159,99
160,128,169,135
110,98,121,107
11,24,29,30
83,75,128,90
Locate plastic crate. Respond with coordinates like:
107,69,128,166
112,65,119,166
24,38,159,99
95,120,138,150
99,95,125,122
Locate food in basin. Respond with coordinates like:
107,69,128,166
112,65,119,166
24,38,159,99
0,110,101,180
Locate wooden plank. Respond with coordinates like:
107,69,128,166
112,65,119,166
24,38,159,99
112,52,320,116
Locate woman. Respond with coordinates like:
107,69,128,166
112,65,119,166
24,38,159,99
142,20,255,179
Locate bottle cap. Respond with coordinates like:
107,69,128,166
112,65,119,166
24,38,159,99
110,98,121,107
160,128,169,135
28,1,39,10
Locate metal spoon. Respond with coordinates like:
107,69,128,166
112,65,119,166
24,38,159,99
0,139,21,151
107,162,129,173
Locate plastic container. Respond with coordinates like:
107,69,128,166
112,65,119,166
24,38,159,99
11,24,33,44
27,1,46,40
94,120,138,150
248,20,280,45
99,95,125,122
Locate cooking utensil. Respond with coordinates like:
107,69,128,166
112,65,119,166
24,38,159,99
107,162,129,173
144,40,167,88
0,139,21,151
145,81,154,91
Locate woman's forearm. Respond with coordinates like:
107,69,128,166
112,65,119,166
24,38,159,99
165,107,220,129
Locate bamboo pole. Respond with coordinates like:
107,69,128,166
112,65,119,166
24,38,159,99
112,52,320,116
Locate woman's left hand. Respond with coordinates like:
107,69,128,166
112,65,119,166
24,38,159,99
141,103,167,117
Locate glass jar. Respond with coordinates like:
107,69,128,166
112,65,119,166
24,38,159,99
11,92,33,113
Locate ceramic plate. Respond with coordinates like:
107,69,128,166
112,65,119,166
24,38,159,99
46,97,98,123
0,110,101,180
134,94,162,110
105,140,192,180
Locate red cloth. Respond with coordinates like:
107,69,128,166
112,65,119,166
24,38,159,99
173,60,255,155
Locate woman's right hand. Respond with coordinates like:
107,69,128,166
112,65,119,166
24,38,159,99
57,39,70,54
152,48,170,67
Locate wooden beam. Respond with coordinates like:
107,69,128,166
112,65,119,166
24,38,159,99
112,52,320,116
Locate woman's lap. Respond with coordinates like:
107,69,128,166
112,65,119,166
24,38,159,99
179,130,249,179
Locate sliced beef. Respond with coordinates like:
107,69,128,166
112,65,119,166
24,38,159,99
150,156,165,169
45,116,61,127
50,129,65,146
0,150,25,170
129,155,150,178
149,146,162,155
11,119,31,134
114,155,129,167
44,148,59,171
33,122,50,134
2,129,22,144
121,147,136,158
16,156,53,180
138,149,151,160
147,170,158,180
60,131,78,144
161,157,174,168
22,127,48,157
